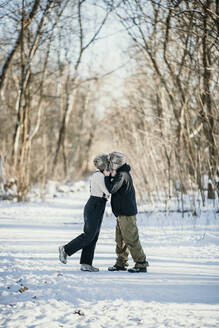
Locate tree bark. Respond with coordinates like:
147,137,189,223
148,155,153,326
0,0,40,90
201,0,217,197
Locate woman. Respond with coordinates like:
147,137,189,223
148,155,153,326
58,154,110,272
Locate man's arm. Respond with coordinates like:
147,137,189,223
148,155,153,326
104,172,124,194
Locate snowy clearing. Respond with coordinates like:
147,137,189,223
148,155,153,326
0,184,219,328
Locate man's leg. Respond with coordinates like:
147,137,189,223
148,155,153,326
115,217,129,267
118,215,147,268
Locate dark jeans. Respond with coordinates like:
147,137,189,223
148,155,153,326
64,196,107,265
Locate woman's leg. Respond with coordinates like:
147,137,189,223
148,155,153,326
80,200,106,265
64,215,98,256
64,197,106,260
64,198,99,256
80,233,99,265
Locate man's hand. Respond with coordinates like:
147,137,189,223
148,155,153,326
103,170,110,176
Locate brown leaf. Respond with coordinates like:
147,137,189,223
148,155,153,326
19,287,28,293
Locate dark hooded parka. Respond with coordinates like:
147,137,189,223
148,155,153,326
104,163,137,218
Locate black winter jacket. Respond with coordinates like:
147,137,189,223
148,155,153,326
104,164,138,217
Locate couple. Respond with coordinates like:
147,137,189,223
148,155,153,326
59,152,149,273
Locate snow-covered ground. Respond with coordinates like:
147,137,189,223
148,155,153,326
0,182,219,328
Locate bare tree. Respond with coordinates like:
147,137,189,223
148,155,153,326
0,0,114,199
51,0,113,177
0,0,40,90
102,0,219,205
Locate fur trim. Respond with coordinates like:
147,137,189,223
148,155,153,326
108,152,126,170
93,153,109,171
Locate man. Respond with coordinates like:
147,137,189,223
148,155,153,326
104,152,149,273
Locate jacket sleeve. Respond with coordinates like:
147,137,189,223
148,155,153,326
104,172,124,194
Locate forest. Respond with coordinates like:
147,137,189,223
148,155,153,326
0,0,218,203
0,2,219,327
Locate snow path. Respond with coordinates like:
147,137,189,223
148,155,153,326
0,187,219,328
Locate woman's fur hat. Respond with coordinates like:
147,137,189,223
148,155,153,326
108,152,126,171
93,153,109,171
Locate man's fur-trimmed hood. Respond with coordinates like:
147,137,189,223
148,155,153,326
108,152,126,171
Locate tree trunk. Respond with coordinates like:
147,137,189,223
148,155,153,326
0,0,40,90
201,0,217,198
0,155,6,194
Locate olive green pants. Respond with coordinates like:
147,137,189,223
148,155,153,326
115,215,146,268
